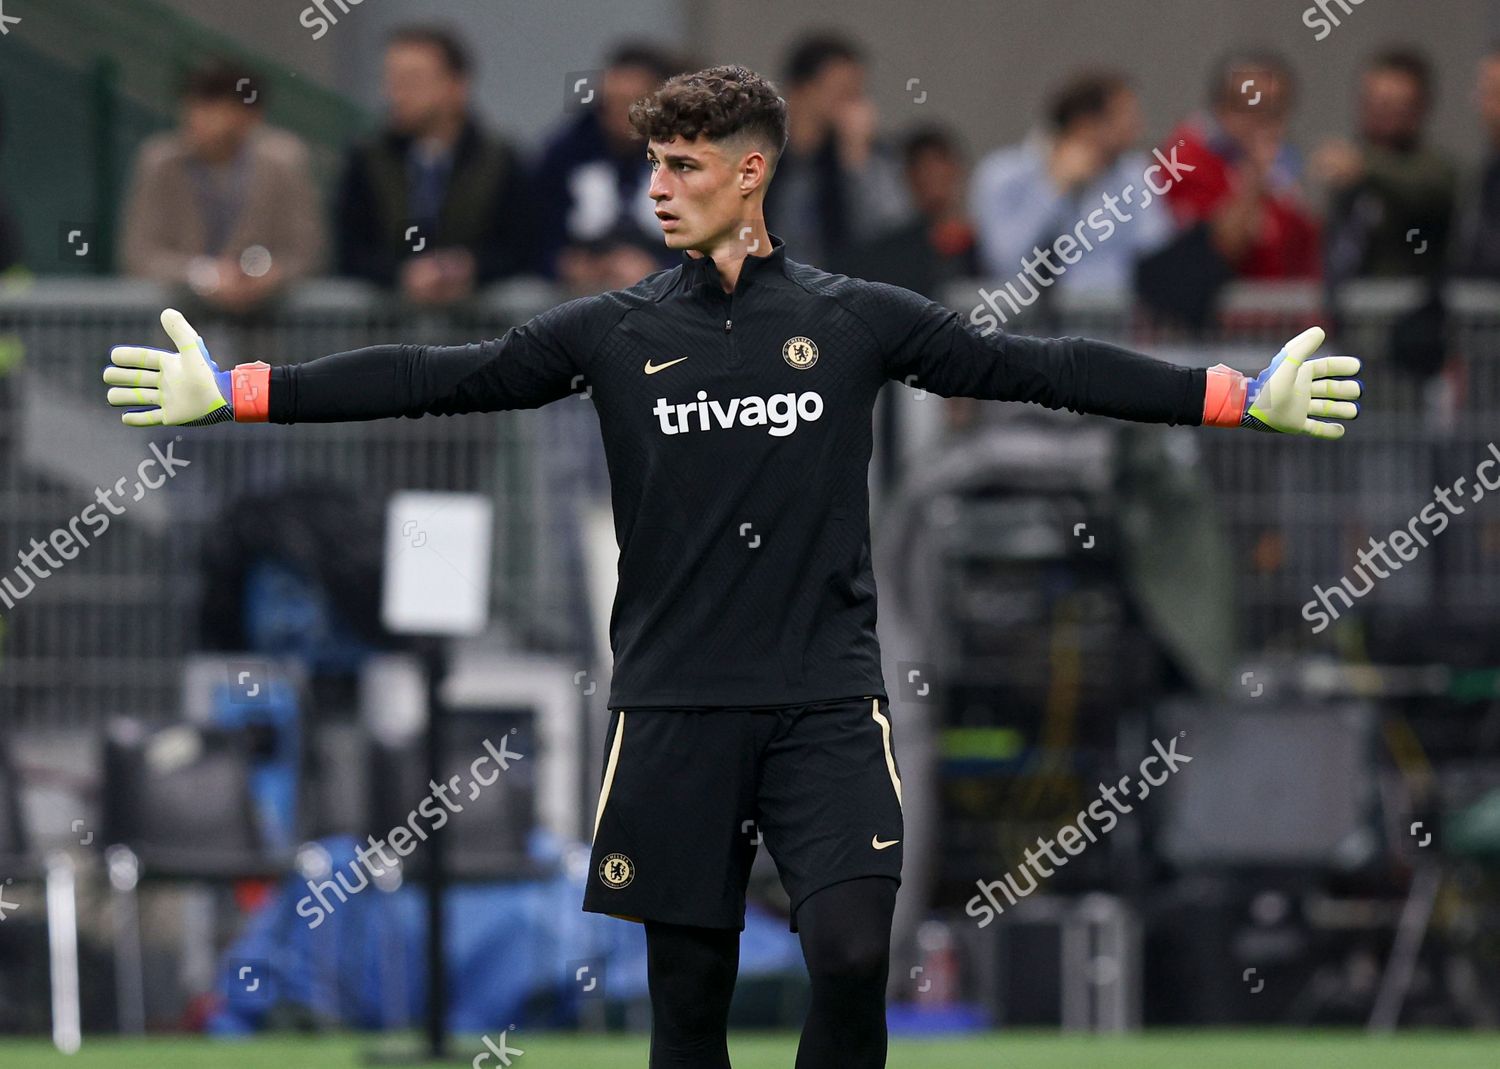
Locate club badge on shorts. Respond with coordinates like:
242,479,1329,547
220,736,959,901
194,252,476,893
783,336,818,370
599,852,635,889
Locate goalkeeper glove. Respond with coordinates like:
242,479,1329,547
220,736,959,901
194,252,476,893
1201,327,1362,440
103,308,269,427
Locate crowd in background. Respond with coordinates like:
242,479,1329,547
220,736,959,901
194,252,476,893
3,27,1500,325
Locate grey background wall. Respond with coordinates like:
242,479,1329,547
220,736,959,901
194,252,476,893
160,0,1497,165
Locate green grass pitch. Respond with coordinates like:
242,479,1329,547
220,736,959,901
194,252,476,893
2,1031,1497,1068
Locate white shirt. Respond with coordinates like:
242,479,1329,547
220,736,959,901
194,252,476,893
968,131,1172,295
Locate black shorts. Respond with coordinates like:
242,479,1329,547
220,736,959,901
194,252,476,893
583,694,904,932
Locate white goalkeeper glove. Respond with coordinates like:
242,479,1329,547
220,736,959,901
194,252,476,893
103,309,269,427
1202,327,1363,440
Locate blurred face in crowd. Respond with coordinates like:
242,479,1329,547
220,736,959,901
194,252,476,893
1215,66,1292,151
1082,87,1144,163
1478,54,1500,143
384,41,468,138
602,64,664,149
182,97,260,162
1359,67,1426,150
797,57,866,126
906,145,963,219
647,134,768,253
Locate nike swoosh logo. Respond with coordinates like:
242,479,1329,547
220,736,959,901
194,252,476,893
872,836,900,850
644,357,689,375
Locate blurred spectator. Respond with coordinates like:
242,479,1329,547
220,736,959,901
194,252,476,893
0,92,20,273
1457,45,1500,278
1138,51,1319,327
337,26,528,305
762,33,910,271
1161,51,1320,279
529,42,682,292
969,71,1170,296
849,125,978,297
1317,48,1458,282
121,59,325,312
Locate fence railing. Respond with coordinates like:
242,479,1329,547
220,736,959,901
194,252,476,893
2,278,1499,730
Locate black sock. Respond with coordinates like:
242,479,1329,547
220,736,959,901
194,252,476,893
794,876,898,1069
644,920,740,1068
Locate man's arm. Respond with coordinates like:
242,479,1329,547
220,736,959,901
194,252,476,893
120,141,198,285
103,297,614,427
864,280,1362,438
969,153,1073,281
334,149,399,286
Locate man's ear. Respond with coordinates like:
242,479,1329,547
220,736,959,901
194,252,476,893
739,151,768,196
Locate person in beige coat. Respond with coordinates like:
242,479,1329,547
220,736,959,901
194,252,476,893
121,58,326,313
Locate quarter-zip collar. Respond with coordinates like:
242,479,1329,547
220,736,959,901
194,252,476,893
680,232,789,295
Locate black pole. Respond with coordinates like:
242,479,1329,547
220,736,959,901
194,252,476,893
423,637,449,1059
88,56,120,275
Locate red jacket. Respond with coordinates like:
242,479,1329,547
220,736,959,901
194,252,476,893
1163,119,1321,279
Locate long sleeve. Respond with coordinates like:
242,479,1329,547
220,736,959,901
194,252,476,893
265,138,328,283
969,146,1070,278
862,280,1206,425
120,141,198,284
267,293,620,423
472,143,532,285
844,148,913,244
335,149,398,285
1360,146,1458,221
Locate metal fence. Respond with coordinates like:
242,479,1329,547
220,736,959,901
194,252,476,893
0,280,597,730
3,278,1499,731
939,278,1500,659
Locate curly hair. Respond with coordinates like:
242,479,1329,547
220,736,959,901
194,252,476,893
628,65,789,168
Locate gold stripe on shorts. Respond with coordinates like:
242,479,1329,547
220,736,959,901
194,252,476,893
592,710,626,840
870,698,902,808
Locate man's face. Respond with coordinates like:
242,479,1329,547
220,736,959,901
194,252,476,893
1477,56,1500,142
646,135,758,251
182,98,258,161
906,146,962,218
1215,67,1291,150
1096,88,1144,160
1360,68,1425,148
384,42,466,136
800,58,865,124
601,64,662,147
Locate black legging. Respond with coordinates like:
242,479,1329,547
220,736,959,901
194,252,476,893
644,876,898,1068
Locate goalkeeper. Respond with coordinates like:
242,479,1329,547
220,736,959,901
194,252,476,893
103,65,1361,1069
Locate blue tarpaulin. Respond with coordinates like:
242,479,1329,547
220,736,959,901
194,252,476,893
209,833,804,1034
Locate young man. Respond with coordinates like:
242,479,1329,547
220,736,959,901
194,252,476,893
103,65,1362,1069
1315,48,1458,281
120,58,326,312
969,70,1167,296
335,26,529,304
1457,44,1500,279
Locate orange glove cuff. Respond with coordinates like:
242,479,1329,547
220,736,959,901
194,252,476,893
1202,363,1248,428
231,362,271,423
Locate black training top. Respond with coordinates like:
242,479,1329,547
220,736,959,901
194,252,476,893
267,234,1207,708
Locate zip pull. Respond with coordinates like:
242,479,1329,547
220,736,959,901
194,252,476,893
724,318,732,332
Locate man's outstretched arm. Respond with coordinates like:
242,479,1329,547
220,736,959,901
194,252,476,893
103,305,603,426
868,283,1363,439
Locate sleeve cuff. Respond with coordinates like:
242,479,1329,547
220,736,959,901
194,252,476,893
231,362,271,423
1202,363,1248,428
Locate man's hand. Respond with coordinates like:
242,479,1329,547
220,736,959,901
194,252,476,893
1311,138,1366,190
1203,327,1363,440
1048,135,1105,193
103,309,267,427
